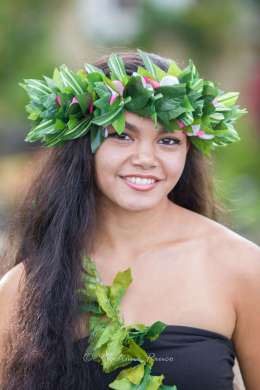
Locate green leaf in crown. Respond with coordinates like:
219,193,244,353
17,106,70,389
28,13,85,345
77,255,178,389
20,49,247,156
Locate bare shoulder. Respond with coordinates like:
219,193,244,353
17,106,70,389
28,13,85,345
0,262,26,295
194,212,260,306
181,207,260,294
0,262,26,361
183,207,260,268
0,262,26,330
199,221,260,388
203,216,260,273
178,209,260,386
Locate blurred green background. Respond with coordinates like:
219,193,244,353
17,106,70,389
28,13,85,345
0,0,259,262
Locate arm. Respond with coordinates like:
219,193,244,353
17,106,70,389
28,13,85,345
233,242,260,390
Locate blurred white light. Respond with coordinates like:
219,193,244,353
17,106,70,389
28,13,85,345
149,0,194,10
76,0,141,42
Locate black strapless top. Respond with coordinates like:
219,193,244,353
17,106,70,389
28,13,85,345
74,324,236,390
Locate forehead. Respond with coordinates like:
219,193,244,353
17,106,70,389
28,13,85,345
121,111,185,137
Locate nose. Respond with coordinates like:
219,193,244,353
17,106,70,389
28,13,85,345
130,141,158,169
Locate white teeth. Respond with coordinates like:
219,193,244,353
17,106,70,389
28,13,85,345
125,177,156,185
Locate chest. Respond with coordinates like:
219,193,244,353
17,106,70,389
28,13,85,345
76,244,236,341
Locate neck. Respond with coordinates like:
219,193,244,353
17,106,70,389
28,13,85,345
91,196,183,259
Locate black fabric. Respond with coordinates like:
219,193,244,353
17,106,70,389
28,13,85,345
73,324,235,390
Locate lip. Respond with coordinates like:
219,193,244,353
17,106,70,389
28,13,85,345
120,174,162,181
120,176,160,191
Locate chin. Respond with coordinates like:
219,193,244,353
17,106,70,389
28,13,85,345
116,195,165,211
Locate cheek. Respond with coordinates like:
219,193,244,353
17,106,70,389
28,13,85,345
94,145,124,189
164,153,187,183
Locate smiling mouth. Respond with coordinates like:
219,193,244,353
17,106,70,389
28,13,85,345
120,175,161,181
120,176,160,191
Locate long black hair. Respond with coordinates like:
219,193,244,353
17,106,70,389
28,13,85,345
1,50,223,389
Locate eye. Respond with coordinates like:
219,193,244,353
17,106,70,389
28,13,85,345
107,132,132,141
158,137,181,146
107,132,181,146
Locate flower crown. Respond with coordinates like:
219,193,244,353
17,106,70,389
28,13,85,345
20,49,247,156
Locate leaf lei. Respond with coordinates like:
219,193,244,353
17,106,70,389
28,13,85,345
77,255,178,390
20,48,247,156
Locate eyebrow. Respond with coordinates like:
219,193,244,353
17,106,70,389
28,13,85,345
125,121,168,134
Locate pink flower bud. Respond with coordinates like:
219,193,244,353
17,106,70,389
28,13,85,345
89,99,94,113
143,76,161,89
55,95,61,106
109,91,118,105
197,130,205,137
71,96,79,104
112,80,124,95
177,119,186,129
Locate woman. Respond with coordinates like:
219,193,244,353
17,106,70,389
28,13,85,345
0,49,259,390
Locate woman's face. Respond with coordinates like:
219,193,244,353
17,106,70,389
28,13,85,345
94,111,189,211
